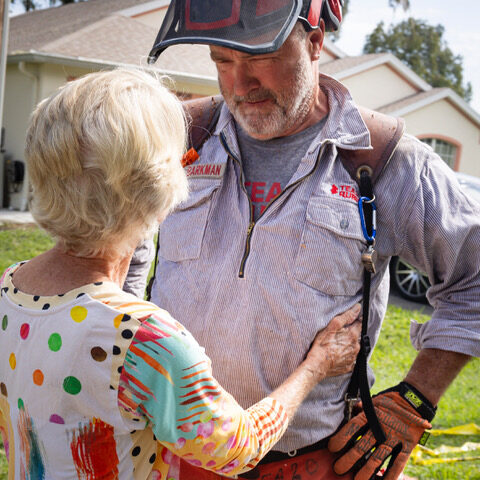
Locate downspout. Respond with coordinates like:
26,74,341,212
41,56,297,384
16,61,39,210
0,0,9,207
0,1,9,127
18,60,39,105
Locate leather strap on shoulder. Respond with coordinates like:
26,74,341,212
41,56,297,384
339,106,405,184
183,95,223,151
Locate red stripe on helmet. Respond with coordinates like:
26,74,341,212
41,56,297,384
307,0,322,27
327,0,342,23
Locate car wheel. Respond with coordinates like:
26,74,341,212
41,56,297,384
390,256,430,303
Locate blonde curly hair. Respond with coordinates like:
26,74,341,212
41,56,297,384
25,68,189,258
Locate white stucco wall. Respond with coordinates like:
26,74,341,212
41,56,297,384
403,99,480,177
37,63,93,100
3,64,37,161
172,78,219,97
2,61,92,209
341,64,419,111
2,63,38,210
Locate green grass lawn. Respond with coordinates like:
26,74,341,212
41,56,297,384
0,226,478,479
370,306,480,479
0,223,54,273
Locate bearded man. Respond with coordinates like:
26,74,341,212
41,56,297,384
138,1,480,479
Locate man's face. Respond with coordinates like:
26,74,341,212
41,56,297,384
210,27,319,140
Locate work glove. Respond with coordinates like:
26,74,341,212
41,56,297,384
328,382,436,480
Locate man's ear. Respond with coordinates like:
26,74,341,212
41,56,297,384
308,19,325,61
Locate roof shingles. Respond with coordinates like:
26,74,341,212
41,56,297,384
43,15,157,66
9,0,142,53
9,0,218,78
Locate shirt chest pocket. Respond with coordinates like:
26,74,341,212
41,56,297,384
294,195,366,296
159,180,221,262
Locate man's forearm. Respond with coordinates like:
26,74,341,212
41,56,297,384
404,348,471,406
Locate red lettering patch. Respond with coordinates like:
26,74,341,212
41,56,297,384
185,164,226,179
330,184,359,202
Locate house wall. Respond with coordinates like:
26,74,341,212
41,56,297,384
403,99,480,177
3,64,37,162
2,62,92,209
37,63,92,99
173,79,219,98
3,63,38,210
341,64,419,110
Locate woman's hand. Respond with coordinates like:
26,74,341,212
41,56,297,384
269,304,361,421
303,304,362,382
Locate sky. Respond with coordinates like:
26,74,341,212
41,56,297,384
334,0,480,113
9,0,480,113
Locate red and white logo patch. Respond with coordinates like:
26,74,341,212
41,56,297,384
330,184,359,202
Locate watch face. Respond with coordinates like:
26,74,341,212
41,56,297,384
148,0,302,62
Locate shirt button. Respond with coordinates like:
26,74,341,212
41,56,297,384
340,219,349,230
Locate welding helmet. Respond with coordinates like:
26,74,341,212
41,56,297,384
148,0,344,63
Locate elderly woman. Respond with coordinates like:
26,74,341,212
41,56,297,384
0,69,360,480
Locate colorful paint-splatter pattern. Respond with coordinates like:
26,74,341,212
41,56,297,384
0,262,288,479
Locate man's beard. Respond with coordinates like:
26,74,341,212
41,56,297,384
221,55,316,140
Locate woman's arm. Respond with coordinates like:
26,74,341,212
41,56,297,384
118,304,360,476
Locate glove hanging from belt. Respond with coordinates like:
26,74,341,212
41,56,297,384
328,381,436,480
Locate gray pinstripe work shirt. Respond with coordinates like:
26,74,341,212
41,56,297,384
150,75,480,452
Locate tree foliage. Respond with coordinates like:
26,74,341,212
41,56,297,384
330,0,410,42
363,18,472,102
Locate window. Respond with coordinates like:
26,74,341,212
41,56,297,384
421,138,457,169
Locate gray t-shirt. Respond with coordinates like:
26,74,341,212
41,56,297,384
237,116,328,220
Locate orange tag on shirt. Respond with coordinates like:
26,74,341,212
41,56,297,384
182,148,199,167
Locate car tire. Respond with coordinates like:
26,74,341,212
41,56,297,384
390,256,430,303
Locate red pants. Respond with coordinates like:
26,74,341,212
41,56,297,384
178,448,354,480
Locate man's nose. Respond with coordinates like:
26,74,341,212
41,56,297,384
232,66,260,97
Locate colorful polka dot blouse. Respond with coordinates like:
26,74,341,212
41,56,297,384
0,263,288,479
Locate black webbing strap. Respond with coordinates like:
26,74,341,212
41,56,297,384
345,170,386,444
145,235,159,301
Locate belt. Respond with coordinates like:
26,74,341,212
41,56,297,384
238,439,352,480
257,437,330,465
176,436,345,480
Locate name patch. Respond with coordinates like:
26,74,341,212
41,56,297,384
185,163,226,179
